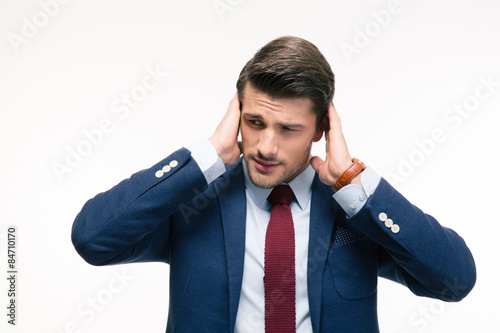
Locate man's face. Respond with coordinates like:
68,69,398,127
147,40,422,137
240,83,324,188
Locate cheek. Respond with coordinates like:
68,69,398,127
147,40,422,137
283,135,312,149
241,125,258,143
281,136,313,158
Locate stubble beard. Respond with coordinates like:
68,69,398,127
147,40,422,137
243,141,313,189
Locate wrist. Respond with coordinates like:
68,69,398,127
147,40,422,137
208,137,222,157
349,173,363,186
333,158,366,191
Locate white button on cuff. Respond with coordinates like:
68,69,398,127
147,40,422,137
359,194,366,201
350,203,357,210
156,160,178,178
391,224,400,234
378,212,387,222
385,218,393,228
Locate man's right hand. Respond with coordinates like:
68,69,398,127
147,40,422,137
209,93,242,165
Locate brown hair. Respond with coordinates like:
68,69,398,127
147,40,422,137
236,36,335,127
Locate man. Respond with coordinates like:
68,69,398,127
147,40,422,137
72,36,476,332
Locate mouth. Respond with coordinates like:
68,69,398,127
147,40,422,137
253,157,280,173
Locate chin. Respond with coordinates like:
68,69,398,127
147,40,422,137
248,169,282,189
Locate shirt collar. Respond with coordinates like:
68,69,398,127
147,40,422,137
242,160,315,211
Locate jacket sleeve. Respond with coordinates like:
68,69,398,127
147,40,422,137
347,178,476,302
71,148,208,266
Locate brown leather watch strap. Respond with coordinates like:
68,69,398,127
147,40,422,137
333,158,366,191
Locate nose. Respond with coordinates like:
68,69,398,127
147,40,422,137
257,129,278,158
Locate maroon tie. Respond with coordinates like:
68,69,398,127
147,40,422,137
265,185,296,332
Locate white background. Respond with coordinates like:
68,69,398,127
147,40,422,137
1,0,499,332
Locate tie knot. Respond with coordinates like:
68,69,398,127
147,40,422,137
267,185,295,206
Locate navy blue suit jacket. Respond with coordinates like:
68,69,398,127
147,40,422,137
72,148,476,332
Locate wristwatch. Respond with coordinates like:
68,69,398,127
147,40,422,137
333,158,366,191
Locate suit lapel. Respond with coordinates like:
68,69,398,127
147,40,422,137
307,175,337,332
214,161,246,333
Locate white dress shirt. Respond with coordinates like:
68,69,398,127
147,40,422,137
235,161,316,332
189,140,381,332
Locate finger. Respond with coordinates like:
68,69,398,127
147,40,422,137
329,102,348,142
219,93,241,136
324,111,331,134
327,102,352,170
309,155,324,173
325,131,330,153
328,102,342,134
228,93,240,116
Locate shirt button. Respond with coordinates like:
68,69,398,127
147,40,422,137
208,171,214,178
359,194,366,201
378,212,387,222
155,170,164,178
391,224,400,234
350,203,357,210
169,160,179,168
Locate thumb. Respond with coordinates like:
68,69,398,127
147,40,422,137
310,156,324,173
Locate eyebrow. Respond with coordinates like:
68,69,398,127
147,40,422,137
243,113,305,129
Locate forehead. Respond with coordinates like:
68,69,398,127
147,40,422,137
242,83,315,124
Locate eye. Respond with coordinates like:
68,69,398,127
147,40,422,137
249,119,263,126
281,126,295,132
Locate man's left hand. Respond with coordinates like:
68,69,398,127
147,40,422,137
310,102,362,187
